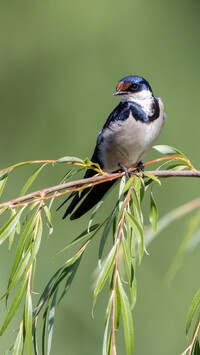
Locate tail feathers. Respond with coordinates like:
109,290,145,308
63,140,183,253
62,193,81,219
70,180,116,220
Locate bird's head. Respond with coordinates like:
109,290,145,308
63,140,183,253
113,75,154,102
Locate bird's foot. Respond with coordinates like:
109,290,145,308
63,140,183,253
135,161,145,172
118,164,132,179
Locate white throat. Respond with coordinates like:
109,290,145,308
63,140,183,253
120,89,154,116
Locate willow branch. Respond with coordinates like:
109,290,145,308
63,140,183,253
0,169,200,209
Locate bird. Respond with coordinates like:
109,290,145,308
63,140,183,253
59,75,166,220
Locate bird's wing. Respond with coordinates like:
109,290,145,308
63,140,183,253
101,101,148,130
60,101,147,220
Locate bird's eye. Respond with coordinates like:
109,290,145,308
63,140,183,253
130,84,139,91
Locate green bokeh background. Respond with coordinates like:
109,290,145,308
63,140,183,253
0,1,200,354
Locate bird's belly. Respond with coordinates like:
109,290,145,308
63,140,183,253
100,114,164,172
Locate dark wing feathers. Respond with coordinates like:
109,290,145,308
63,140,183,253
59,101,148,220
102,101,148,130
70,179,116,220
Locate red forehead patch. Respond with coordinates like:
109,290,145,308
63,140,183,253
116,81,132,91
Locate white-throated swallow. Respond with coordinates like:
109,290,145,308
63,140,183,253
59,75,166,220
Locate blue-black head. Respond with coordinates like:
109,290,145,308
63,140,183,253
113,75,153,97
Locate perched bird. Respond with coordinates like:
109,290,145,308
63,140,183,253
59,75,166,220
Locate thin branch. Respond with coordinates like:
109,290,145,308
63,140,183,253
0,169,200,209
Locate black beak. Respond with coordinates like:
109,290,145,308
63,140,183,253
113,90,126,96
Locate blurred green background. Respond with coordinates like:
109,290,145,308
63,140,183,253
0,0,200,354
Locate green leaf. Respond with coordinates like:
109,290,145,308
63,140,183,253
93,243,117,309
13,322,24,355
3,248,31,299
153,144,186,157
0,207,25,245
149,192,158,233
117,275,134,355
58,256,82,303
57,156,84,164
82,158,103,171
99,208,118,267
118,176,134,200
33,268,62,320
102,315,111,355
44,205,53,235
105,294,113,324
8,209,17,250
0,177,7,197
19,164,46,197
119,175,127,198
132,175,141,193
144,172,161,185
0,275,27,335
0,171,9,180
193,340,200,355
8,211,38,291
125,212,144,263
186,288,200,334
115,281,121,331
122,235,137,308
166,164,187,171
5,215,42,298
131,183,142,224
0,206,8,215
24,289,33,355
46,290,58,355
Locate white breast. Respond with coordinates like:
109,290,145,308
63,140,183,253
100,98,165,172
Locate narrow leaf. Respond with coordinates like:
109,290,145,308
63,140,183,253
102,314,111,355
0,177,7,197
117,275,134,355
149,192,158,233
193,340,200,355
19,164,46,197
119,175,127,198
0,207,25,245
125,212,144,263
8,211,38,289
47,290,58,355
186,288,200,334
122,235,137,308
33,268,62,320
58,256,82,303
0,171,9,180
24,289,33,355
166,164,187,171
0,275,27,335
99,208,118,267
44,205,53,235
153,144,186,157
144,172,161,185
93,243,117,309
57,156,84,164
121,176,134,195
13,321,24,355
115,281,121,330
